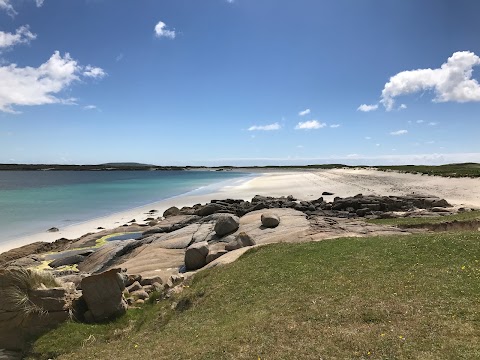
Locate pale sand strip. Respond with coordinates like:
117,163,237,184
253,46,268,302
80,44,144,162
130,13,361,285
2,168,479,254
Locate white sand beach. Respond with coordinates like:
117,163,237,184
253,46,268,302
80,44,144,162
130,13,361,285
2,168,480,254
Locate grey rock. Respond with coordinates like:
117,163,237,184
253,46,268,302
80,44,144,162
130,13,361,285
214,214,240,237
48,254,85,268
130,290,149,300
163,206,180,217
225,232,256,251
261,213,280,228
184,241,209,271
81,268,128,322
140,276,163,286
126,281,142,293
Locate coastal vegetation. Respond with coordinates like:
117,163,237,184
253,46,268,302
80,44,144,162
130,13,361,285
2,162,480,178
29,231,480,359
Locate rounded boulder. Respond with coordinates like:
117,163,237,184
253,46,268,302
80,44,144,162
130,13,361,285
185,241,209,271
214,214,240,237
261,213,280,228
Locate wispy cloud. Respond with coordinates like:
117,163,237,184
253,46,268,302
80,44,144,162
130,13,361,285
0,26,36,49
154,21,176,39
0,0,16,17
381,51,480,110
83,65,106,79
83,105,97,110
416,120,424,123
390,129,408,136
248,122,281,131
36,0,44,6
428,122,438,126
357,104,378,112
115,53,124,62
330,124,340,128
295,120,326,130
298,108,311,116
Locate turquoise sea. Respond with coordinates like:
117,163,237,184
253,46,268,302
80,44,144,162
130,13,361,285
0,170,250,242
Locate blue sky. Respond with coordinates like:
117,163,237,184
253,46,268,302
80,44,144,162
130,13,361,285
0,0,479,166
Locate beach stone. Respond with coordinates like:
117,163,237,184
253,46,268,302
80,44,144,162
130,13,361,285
126,281,142,293
48,254,85,268
206,250,228,264
322,191,334,196
163,206,180,217
432,199,451,208
214,214,240,237
80,268,128,322
47,227,59,232
225,232,256,251
131,290,149,300
123,274,142,287
140,276,163,286
261,213,280,228
195,203,223,216
184,241,209,271
135,299,145,305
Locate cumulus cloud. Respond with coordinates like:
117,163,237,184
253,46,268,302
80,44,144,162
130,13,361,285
390,129,408,136
36,0,44,6
0,51,105,113
381,51,480,110
295,120,326,130
83,65,106,79
0,0,16,16
357,104,378,112
154,21,176,39
0,26,36,49
298,108,311,116
248,122,281,131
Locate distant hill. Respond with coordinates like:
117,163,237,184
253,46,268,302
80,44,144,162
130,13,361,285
99,162,154,167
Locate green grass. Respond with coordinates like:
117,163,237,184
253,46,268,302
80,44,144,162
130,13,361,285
375,163,480,178
29,232,480,359
368,210,480,227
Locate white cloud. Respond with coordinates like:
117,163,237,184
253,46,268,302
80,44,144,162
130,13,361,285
115,53,124,62
365,136,371,140
416,120,424,123
428,122,438,126
0,26,36,49
154,21,176,39
381,51,480,110
357,104,378,112
83,65,106,78
298,108,311,116
330,124,340,128
0,51,105,113
248,122,281,131
0,0,16,16
295,120,326,130
36,0,44,6
376,143,380,146
227,0,234,3
83,105,97,110
426,141,435,144
297,145,304,148
399,104,407,110
390,129,408,136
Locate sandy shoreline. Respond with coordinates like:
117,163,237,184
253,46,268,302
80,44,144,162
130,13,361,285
2,168,480,254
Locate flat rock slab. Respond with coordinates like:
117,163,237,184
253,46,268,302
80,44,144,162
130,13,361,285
234,208,310,245
78,240,138,274
110,243,185,280
142,224,201,249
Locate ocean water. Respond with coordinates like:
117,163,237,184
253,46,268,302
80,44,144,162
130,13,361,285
0,170,250,241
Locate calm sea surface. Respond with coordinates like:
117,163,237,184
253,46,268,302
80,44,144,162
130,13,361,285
0,170,249,241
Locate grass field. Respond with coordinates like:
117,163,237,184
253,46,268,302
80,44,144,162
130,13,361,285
28,231,480,360
375,163,480,178
368,210,480,227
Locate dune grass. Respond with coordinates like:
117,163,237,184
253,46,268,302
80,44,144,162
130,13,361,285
375,163,480,178
29,231,480,359
368,210,480,227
